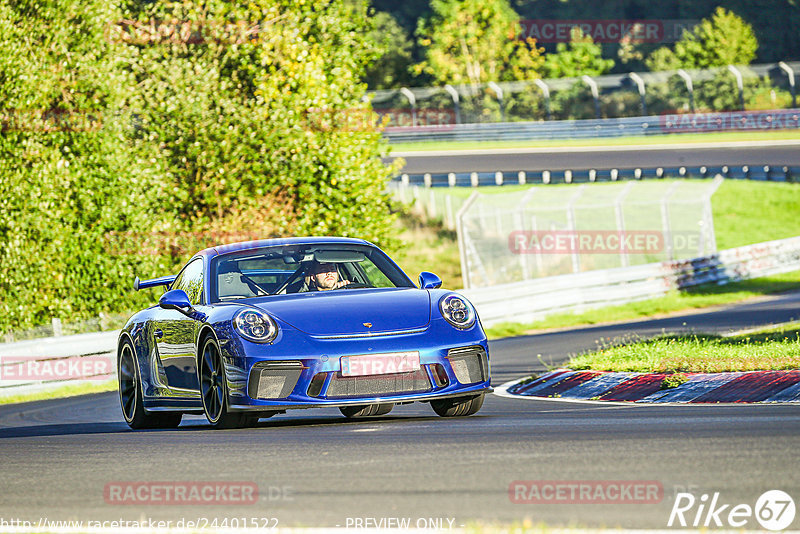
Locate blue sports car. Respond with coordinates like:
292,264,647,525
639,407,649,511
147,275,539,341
117,237,491,429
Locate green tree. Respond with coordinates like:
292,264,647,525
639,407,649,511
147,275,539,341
0,0,402,334
646,7,758,71
119,0,400,245
414,0,544,85
364,11,415,89
543,28,614,79
0,0,170,333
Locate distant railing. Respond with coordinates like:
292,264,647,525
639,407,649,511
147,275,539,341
381,109,800,143
370,62,800,129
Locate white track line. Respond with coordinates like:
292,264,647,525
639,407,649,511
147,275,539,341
392,139,800,157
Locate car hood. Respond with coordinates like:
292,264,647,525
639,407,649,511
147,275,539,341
250,288,431,336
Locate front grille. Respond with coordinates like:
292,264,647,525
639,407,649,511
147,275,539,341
248,361,304,400
447,346,489,385
326,368,432,398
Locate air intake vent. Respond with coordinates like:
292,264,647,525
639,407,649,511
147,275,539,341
326,368,432,398
447,346,488,385
248,361,304,400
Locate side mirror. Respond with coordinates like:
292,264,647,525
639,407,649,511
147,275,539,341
159,289,193,314
418,271,442,290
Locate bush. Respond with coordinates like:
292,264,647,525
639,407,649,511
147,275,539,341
0,0,401,335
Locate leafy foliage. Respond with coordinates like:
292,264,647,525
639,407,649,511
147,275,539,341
646,7,758,71
0,0,401,335
414,0,544,85
543,28,614,79
364,11,415,89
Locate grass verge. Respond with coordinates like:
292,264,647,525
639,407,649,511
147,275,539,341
391,211,462,290
0,379,117,406
567,322,800,373
485,270,800,339
389,129,800,153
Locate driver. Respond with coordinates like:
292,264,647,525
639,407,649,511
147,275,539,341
305,261,351,291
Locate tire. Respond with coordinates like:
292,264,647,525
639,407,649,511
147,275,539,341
430,394,484,417
199,335,246,429
242,412,277,427
118,339,182,429
339,403,394,418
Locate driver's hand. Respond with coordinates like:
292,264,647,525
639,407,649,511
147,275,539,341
333,280,351,289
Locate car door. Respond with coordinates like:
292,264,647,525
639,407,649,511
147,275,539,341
153,257,205,393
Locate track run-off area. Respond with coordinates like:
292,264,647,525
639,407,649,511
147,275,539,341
1,290,799,530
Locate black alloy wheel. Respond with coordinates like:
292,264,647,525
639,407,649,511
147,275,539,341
118,339,182,429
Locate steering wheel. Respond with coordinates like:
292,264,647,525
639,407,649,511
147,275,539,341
343,282,372,289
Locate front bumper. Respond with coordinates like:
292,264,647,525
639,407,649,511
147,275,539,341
224,318,492,411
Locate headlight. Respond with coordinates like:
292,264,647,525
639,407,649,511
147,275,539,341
233,309,278,343
439,294,476,330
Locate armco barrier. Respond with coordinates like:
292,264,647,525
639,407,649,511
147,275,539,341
0,331,118,397
384,109,800,144
460,236,800,327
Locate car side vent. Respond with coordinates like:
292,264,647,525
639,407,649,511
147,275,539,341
446,346,489,385
248,361,304,400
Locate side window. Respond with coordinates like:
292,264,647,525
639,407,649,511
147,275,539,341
172,258,204,305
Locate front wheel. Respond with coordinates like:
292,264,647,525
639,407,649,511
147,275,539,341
199,336,246,429
431,394,484,417
118,339,182,429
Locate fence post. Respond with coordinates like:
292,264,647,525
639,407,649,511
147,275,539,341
581,75,601,119
629,72,647,116
399,87,417,127
457,192,480,289
488,81,505,122
727,65,745,111
444,84,462,124
677,69,695,113
778,62,796,108
534,79,552,120
52,317,63,337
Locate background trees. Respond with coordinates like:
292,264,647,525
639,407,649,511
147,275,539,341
0,0,400,334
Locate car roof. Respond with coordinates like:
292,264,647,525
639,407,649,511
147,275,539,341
195,236,374,259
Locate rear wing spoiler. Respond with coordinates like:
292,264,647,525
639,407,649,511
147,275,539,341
133,275,176,291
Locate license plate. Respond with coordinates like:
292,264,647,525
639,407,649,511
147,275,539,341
340,351,421,377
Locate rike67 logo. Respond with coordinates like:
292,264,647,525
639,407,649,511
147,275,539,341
669,490,796,531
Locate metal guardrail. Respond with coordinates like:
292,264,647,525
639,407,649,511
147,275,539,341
396,165,800,189
383,109,800,143
460,235,800,327
0,331,118,397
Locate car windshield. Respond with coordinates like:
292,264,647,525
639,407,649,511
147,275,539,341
210,243,414,302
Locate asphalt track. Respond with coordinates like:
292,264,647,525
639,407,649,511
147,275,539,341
1,291,799,529
390,143,800,174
